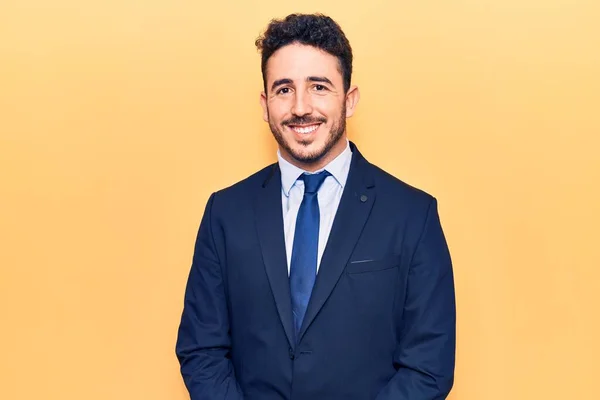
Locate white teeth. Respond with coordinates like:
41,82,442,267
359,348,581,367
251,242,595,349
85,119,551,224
292,124,319,134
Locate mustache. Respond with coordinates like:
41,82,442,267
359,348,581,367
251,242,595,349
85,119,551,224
282,116,327,126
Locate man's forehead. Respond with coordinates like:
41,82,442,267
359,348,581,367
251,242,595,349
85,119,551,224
265,44,343,85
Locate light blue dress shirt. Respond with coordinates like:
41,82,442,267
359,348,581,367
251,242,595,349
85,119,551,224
278,140,353,275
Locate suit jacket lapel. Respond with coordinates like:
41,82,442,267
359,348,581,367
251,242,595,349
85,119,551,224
298,145,376,342
254,164,295,347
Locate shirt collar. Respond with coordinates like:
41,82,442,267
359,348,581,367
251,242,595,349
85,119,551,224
277,139,353,197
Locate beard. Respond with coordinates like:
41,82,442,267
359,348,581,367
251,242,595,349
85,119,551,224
268,104,346,165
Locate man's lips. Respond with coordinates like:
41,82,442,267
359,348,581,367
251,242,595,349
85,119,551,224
287,123,321,134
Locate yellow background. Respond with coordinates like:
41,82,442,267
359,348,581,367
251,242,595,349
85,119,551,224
1,1,599,399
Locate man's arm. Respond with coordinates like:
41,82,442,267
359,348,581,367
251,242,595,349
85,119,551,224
376,197,456,400
176,193,244,400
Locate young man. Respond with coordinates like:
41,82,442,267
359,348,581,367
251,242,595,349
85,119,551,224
176,13,456,400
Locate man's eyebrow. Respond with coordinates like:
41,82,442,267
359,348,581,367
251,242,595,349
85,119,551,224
307,76,333,85
271,78,293,91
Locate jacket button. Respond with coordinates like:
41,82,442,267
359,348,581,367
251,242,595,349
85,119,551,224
289,348,295,360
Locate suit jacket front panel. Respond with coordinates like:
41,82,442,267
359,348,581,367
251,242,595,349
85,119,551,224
281,169,433,399
209,167,293,399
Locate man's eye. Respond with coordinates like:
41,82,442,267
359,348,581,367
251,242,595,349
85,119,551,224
315,85,326,91
277,87,291,95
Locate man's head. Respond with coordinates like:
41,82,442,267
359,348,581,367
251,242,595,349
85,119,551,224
256,14,360,171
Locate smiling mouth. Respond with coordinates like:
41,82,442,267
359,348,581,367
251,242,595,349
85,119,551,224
288,123,321,134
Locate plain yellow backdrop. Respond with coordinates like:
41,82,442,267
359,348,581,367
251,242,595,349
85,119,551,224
1,1,599,399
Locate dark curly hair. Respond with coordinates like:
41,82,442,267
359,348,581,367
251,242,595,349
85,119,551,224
255,13,353,93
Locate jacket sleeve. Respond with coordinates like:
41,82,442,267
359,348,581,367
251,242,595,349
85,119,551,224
175,193,244,400
376,197,456,400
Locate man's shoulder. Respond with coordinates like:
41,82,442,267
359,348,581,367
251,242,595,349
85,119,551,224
367,161,434,205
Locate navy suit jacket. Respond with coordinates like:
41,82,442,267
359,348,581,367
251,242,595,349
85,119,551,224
176,142,456,399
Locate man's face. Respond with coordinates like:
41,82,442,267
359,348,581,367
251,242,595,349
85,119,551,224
260,43,359,170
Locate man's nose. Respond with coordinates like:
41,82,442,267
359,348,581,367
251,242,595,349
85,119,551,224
291,91,313,116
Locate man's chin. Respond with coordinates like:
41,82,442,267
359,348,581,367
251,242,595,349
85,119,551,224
284,143,325,164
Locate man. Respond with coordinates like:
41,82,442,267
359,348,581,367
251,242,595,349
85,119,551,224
176,13,455,400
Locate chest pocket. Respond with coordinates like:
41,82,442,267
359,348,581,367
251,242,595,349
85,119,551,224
345,254,401,274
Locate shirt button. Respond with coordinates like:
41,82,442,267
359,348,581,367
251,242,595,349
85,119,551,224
289,348,295,360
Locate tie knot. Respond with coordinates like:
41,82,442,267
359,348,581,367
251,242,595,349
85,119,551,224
300,171,330,194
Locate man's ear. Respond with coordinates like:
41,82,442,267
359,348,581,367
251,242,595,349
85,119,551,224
344,85,360,118
260,92,269,122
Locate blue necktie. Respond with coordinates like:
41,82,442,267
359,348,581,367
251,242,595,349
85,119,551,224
290,171,330,340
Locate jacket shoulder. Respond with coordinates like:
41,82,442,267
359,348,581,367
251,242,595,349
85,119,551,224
368,163,435,206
